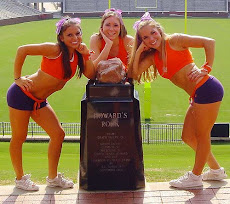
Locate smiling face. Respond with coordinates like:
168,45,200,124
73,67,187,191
59,24,82,51
138,25,162,51
102,16,121,40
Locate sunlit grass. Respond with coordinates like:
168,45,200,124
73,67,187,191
0,142,229,185
0,18,230,123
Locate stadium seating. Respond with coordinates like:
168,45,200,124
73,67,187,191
0,0,42,20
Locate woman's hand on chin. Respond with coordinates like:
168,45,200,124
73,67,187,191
76,43,90,55
100,28,113,46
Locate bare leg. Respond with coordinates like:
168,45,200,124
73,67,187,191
182,104,220,170
31,105,65,179
182,102,221,175
9,107,31,180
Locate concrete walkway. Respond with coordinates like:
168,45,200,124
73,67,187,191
0,180,230,203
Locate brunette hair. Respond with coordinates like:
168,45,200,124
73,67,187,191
57,17,84,79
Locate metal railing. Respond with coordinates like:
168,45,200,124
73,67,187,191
0,121,184,144
142,123,183,144
2,122,230,144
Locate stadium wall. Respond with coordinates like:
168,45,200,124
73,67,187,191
0,13,53,26
63,11,228,18
61,0,228,18
18,0,62,3
15,0,229,18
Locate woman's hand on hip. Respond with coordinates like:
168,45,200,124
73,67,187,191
187,66,208,82
15,76,33,91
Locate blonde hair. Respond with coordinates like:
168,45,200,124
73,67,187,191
98,11,127,39
129,20,168,83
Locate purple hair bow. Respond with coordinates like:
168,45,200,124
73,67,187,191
104,8,124,25
56,17,81,35
133,12,154,31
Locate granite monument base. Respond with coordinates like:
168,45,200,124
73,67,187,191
80,81,145,190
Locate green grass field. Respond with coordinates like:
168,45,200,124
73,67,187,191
0,142,229,185
0,18,230,123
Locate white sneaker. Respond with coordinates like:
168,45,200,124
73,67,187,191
169,171,203,188
15,174,39,191
46,172,74,189
202,167,227,181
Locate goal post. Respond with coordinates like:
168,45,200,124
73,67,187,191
184,0,187,34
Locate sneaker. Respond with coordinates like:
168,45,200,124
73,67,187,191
15,174,39,191
202,167,227,181
46,172,74,189
169,171,203,188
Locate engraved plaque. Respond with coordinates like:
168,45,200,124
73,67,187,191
80,81,145,190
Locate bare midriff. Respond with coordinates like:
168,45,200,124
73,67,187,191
26,69,67,100
170,63,208,96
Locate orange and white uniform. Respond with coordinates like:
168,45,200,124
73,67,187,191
100,37,128,67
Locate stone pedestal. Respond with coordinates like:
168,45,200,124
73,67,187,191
80,80,145,190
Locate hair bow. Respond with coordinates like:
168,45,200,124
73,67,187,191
105,8,122,15
56,17,81,35
133,12,154,31
104,8,124,25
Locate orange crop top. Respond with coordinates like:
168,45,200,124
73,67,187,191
154,40,194,79
41,52,78,81
100,37,128,66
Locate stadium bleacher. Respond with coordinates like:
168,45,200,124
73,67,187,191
0,0,53,26
0,0,42,20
